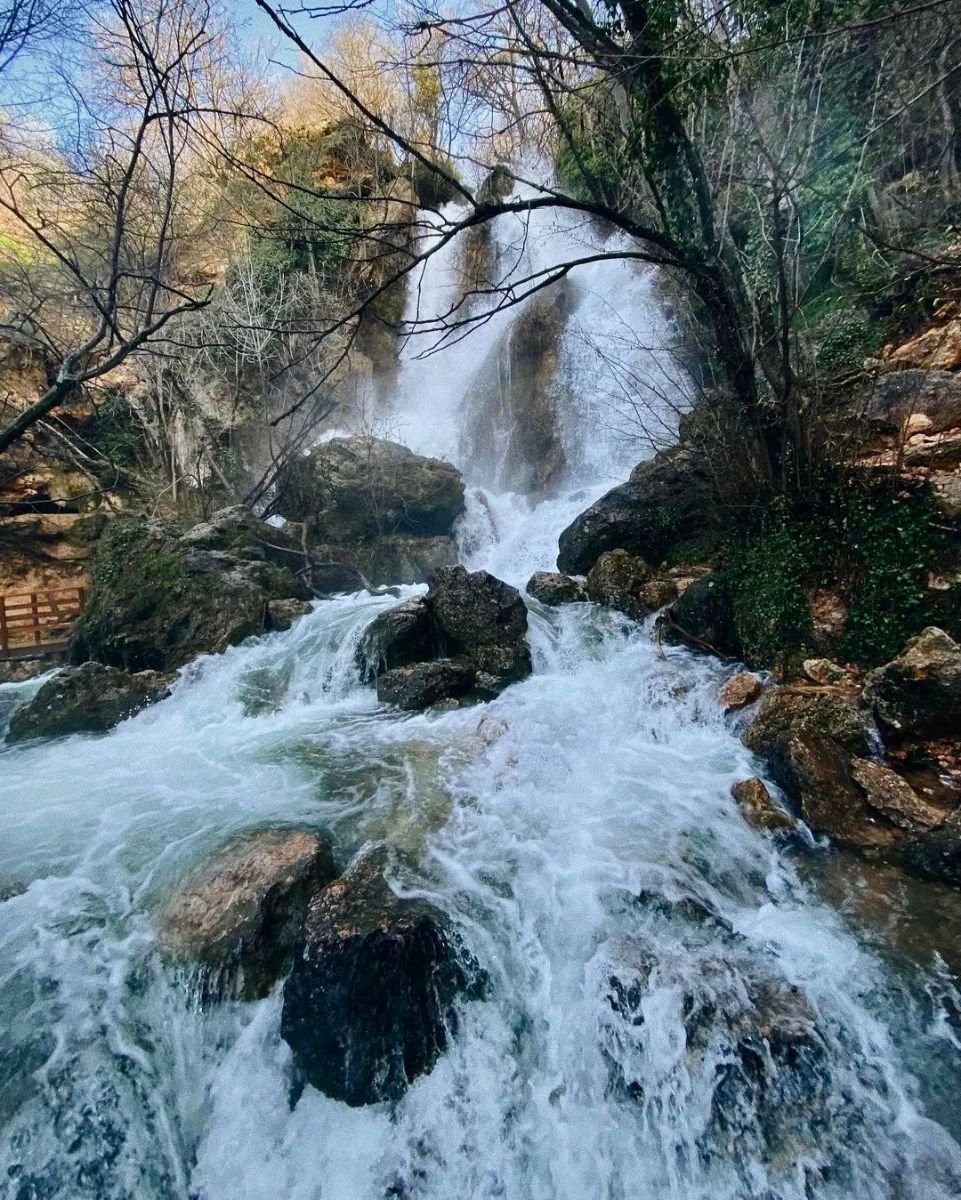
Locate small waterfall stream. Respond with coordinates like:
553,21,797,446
2,200,961,1200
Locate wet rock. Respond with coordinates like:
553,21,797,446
557,448,720,575
661,573,741,659
467,641,533,697
585,550,652,621
427,565,528,648
731,778,796,833
157,826,337,1000
742,686,871,761
719,672,763,712
360,566,532,709
69,510,309,673
861,370,961,435
6,662,170,742
281,848,479,1105
864,627,961,741
267,598,313,632
776,733,901,852
377,659,476,709
526,570,587,606
275,437,465,544
357,597,438,682
850,757,946,832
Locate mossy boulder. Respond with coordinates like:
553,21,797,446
275,437,465,544
661,574,742,658
6,662,170,743
864,627,961,741
69,509,309,673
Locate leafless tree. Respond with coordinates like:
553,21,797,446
0,0,220,456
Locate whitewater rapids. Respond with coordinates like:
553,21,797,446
1,199,960,1200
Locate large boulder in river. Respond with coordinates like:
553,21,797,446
273,438,465,588
863,627,961,741
557,448,720,575
428,564,528,648
358,566,532,709
281,848,479,1105
743,686,872,761
157,827,337,1000
6,662,170,743
69,509,309,673
277,438,465,541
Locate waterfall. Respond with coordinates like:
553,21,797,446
2,197,961,1200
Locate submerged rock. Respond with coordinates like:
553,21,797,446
157,827,337,1000
525,571,587,606
864,627,961,741
585,550,652,621
557,448,720,575
281,848,479,1105
377,659,476,709
6,662,170,742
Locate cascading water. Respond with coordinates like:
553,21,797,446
2,197,961,1200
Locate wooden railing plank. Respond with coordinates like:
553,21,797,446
0,586,87,660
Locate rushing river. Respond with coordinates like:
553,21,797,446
2,202,961,1200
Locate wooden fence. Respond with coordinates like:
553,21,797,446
0,587,86,660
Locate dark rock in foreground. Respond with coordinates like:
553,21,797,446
361,565,532,710
525,571,587,606
557,449,720,576
281,848,479,1105
157,826,337,1000
6,662,170,743
429,564,527,647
